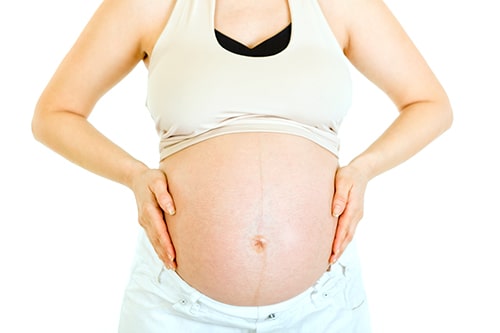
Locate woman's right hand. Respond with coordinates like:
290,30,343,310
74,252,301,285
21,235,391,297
131,168,177,270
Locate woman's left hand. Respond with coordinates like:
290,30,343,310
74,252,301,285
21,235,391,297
330,163,369,264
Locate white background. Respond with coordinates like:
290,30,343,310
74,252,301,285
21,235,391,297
1,0,499,332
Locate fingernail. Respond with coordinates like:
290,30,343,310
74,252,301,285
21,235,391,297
167,206,176,216
333,205,342,217
167,253,174,262
165,259,175,270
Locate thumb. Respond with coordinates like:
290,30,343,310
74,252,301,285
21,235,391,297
332,173,351,217
332,195,347,217
150,171,176,216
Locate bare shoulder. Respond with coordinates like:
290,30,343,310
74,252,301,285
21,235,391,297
327,0,409,60
317,0,351,51
328,0,448,109
35,0,177,117
138,0,177,63
318,0,396,53
89,0,175,57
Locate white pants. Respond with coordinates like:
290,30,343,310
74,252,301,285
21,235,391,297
118,231,371,332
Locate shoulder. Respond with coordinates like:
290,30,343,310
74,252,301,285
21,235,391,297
316,0,360,52
96,0,176,58
99,0,173,18
318,0,390,52
135,0,177,61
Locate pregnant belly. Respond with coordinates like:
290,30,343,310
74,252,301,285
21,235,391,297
160,133,338,306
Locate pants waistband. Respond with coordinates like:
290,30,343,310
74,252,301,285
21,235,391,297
134,230,358,326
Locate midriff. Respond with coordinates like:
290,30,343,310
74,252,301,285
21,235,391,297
160,132,338,306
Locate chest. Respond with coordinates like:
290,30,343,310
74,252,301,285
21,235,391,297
213,0,291,49
146,0,352,137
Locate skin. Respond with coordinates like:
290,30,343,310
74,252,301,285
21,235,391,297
32,0,452,285
160,133,340,304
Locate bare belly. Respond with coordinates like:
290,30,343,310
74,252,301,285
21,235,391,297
160,133,338,306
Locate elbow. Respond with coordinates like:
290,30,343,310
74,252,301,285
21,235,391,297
31,121,42,145
401,92,454,135
32,101,58,145
438,94,454,134
423,96,453,139
31,104,48,144
31,109,43,143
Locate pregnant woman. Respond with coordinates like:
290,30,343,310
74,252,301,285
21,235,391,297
32,0,452,331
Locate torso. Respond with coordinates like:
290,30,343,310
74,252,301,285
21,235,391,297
143,0,349,66
160,133,338,305
143,0,349,306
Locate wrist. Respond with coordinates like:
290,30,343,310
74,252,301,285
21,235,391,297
122,159,150,190
348,152,380,182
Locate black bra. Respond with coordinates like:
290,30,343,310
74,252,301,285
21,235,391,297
215,24,292,57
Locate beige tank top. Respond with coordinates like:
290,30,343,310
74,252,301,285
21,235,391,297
147,0,352,161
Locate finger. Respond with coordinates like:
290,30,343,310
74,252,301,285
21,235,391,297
150,172,176,216
330,206,361,264
332,173,351,217
332,200,346,218
140,203,177,270
148,229,177,270
155,219,177,269
329,218,347,264
331,222,351,262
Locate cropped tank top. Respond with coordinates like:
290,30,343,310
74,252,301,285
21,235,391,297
147,0,352,161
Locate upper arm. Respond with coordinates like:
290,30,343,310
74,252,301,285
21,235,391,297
36,0,154,118
342,0,448,110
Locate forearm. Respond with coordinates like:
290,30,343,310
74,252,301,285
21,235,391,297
32,110,149,189
348,99,453,181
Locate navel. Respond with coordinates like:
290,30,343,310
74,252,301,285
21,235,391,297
252,235,268,253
